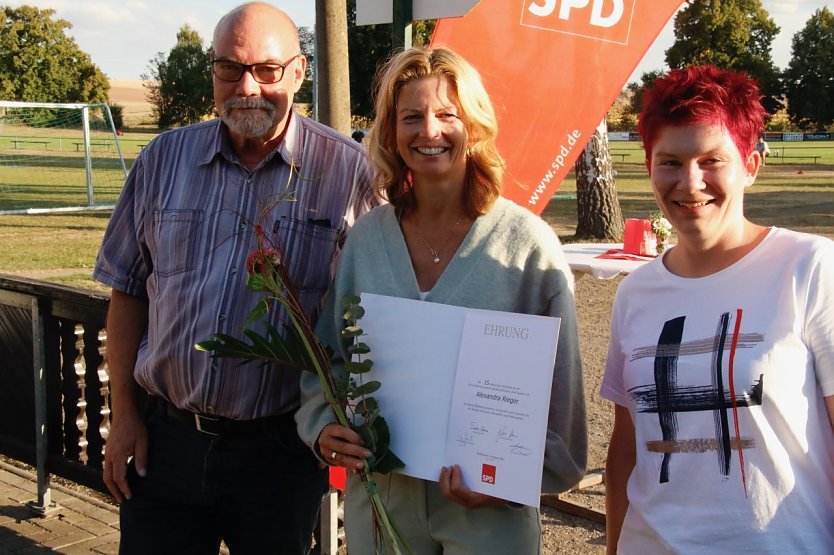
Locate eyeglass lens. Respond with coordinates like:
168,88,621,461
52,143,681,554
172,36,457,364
213,61,286,84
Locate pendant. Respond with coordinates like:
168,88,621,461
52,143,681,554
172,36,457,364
433,255,440,264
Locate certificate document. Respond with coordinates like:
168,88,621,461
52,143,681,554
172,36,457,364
357,293,560,507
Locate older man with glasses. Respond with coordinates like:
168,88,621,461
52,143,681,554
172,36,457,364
93,3,377,553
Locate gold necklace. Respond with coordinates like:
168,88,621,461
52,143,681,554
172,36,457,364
413,215,464,264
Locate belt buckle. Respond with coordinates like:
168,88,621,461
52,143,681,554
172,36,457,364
194,414,222,436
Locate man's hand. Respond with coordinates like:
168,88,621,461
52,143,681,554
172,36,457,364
103,289,149,503
439,464,506,510
103,409,148,503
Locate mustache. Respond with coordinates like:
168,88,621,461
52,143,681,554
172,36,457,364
222,97,275,113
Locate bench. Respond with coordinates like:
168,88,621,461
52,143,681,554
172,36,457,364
10,139,49,150
72,141,111,152
773,155,821,164
612,153,631,162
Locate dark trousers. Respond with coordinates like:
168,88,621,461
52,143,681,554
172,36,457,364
119,405,328,555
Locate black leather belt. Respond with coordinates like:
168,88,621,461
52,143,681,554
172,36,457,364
151,397,293,437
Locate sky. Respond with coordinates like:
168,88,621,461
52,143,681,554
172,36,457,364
5,1,830,84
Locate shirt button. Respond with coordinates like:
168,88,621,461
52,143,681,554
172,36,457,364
207,405,215,413
230,268,237,275
219,313,226,321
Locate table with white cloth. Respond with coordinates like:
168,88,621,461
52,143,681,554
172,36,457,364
561,242,655,279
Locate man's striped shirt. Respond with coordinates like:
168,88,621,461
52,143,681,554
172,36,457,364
94,113,377,419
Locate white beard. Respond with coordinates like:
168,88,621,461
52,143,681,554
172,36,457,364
221,97,277,138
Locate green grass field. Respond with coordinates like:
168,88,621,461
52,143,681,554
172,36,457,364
0,128,152,212
609,140,834,165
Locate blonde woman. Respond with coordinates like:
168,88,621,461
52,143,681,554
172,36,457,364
296,47,587,553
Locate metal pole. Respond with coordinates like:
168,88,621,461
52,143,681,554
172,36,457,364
320,489,339,554
81,107,94,207
102,104,128,178
393,0,413,49
28,298,58,516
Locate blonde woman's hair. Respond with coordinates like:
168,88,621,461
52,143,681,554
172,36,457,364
366,47,503,217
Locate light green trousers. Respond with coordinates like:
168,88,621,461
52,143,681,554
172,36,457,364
344,472,542,554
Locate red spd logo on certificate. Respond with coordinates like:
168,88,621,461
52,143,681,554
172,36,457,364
481,464,497,484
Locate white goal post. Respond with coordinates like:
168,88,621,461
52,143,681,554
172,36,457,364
0,101,128,215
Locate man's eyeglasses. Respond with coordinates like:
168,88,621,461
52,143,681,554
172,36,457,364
211,55,300,84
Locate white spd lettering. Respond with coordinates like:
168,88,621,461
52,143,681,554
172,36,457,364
482,474,495,483
527,0,624,28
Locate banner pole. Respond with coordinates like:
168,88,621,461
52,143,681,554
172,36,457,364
393,0,413,48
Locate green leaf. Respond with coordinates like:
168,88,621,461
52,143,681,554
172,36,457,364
371,415,391,452
345,359,374,374
356,397,379,413
193,324,318,373
244,298,270,327
357,422,379,453
341,325,363,338
343,305,365,321
363,417,405,474
242,329,282,359
373,448,406,474
355,397,380,425
349,380,381,398
341,294,362,307
247,274,269,291
194,339,220,352
194,333,258,358
347,342,370,355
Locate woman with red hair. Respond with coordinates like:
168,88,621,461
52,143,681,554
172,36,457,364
603,66,834,553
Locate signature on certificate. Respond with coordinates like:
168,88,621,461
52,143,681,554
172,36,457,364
469,422,488,435
510,444,532,456
456,431,475,448
496,425,518,443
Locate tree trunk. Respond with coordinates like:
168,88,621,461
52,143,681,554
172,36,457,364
575,120,624,240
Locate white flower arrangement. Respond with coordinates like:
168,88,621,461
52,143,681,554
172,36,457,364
649,211,672,239
649,211,673,253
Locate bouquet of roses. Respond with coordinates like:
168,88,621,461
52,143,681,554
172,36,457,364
195,194,409,554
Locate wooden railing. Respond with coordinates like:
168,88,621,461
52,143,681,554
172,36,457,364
0,274,344,552
0,274,111,512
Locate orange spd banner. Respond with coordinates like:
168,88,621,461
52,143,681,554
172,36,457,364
432,0,683,215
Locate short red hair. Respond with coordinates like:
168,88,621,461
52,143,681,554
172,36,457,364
638,65,767,162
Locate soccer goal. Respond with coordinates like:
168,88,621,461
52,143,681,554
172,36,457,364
0,101,128,215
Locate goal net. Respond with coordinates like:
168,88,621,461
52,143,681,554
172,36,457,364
0,101,128,215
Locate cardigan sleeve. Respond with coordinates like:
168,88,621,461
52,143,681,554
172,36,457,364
295,234,360,461
295,286,342,462
527,232,588,494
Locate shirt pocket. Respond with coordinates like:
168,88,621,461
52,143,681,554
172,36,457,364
272,216,340,293
152,209,203,277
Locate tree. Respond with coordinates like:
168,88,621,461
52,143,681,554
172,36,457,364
108,102,124,130
346,0,437,118
626,70,663,121
575,121,624,241
665,0,781,114
0,5,109,103
143,25,213,128
296,26,315,104
782,7,834,131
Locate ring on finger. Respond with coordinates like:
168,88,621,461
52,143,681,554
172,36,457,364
331,450,337,461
